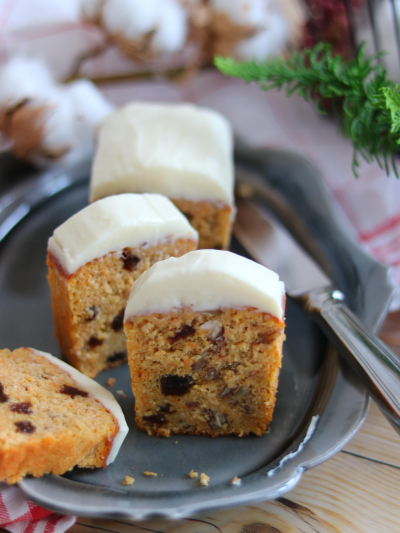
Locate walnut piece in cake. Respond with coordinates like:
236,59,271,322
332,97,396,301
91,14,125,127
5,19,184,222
124,249,285,437
47,193,198,377
0,348,128,484
89,103,235,250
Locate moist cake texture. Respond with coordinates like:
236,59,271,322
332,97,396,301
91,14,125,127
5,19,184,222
47,193,198,377
89,103,235,250
0,347,128,484
124,250,285,437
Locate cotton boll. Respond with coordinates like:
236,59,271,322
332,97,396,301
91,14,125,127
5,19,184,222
0,56,57,108
0,56,113,167
81,0,105,19
41,89,74,156
152,0,188,54
210,0,267,27
39,82,113,167
180,0,202,5
235,6,288,60
66,79,114,128
102,0,160,40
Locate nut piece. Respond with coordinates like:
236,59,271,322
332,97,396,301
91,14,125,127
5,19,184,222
143,471,157,477
123,475,135,486
189,470,198,478
231,476,241,486
200,473,210,486
107,378,116,387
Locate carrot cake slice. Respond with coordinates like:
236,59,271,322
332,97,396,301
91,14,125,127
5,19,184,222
124,249,285,437
89,103,234,250
47,193,198,377
0,347,128,484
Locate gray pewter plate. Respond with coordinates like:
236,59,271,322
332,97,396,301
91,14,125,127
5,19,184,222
0,146,394,520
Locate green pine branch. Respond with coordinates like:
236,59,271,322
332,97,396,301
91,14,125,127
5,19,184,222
214,43,400,177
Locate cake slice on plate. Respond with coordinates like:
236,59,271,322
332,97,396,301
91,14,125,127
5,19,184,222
89,103,235,250
47,193,198,377
0,347,128,484
124,249,285,437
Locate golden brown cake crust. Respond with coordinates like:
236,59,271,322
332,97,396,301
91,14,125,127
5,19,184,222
47,237,196,377
172,199,233,250
0,348,118,484
125,307,285,437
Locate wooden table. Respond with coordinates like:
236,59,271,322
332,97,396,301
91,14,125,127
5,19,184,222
70,315,400,533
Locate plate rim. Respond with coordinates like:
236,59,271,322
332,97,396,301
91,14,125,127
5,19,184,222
0,148,391,519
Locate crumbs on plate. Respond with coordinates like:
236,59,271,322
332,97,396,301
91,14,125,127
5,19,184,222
106,378,116,387
143,471,157,477
123,475,134,486
189,470,198,478
200,473,209,486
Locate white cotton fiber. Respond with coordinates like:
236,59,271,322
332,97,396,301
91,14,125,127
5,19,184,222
235,6,288,60
0,56,57,107
102,0,159,39
152,0,188,54
210,0,267,26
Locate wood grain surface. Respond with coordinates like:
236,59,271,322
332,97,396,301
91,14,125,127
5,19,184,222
68,315,400,533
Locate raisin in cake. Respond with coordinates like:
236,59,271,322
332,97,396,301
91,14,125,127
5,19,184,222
0,347,128,484
124,249,285,437
47,193,198,377
89,103,234,250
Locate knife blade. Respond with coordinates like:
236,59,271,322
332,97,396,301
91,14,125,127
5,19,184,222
234,196,400,436
234,196,331,296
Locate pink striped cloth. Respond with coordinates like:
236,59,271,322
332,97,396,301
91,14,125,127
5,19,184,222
0,484,75,533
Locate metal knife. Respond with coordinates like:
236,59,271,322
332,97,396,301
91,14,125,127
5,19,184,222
234,195,400,436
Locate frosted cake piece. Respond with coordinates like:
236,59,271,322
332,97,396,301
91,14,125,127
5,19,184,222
89,103,234,250
0,347,128,484
47,193,198,377
124,250,285,437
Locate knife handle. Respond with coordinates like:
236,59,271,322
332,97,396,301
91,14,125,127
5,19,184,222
299,287,400,436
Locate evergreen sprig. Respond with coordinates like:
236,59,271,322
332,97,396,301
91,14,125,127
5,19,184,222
214,43,400,176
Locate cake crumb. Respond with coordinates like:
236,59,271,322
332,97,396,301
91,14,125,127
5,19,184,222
116,390,127,399
143,471,157,477
106,378,116,387
200,473,209,486
175,441,178,444
123,475,134,486
189,470,198,479
231,476,241,486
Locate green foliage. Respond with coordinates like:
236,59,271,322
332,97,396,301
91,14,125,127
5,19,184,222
214,43,400,176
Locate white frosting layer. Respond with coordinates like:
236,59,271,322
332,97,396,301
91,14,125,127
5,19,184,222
30,349,128,465
48,193,198,274
90,103,234,205
125,250,285,320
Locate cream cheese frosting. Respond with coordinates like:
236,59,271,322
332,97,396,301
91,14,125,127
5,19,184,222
48,193,198,275
30,348,128,465
124,250,285,321
89,103,234,205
